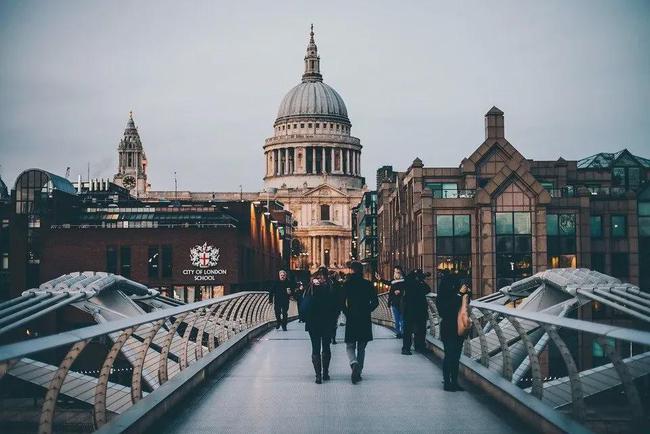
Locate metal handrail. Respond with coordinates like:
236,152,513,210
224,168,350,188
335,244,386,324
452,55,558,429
0,292,262,362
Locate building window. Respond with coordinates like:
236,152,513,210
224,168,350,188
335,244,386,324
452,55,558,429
1,253,8,270
308,123,312,128
611,215,626,238
611,253,629,279
300,123,304,128
426,182,458,198
639,202,650,237
106,246,117,274
590,216,602,238
293,124,297,129
540,181,554,191
321,204,330,221
435,215,471,287
315,123,320,128
495,212,532,287
547,214,577,268
148,246,160,279
591,253,605,273
613,166,643,190
162,245,173,278
120,246,131,278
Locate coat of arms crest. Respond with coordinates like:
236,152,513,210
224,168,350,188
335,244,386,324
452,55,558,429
190,242,220,268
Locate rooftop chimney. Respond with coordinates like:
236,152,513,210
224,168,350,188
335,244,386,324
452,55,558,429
485,106,504,139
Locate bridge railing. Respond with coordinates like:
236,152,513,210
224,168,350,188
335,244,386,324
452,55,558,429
372,291,650,434
0,291,280,434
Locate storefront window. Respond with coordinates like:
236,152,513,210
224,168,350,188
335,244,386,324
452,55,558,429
436,215,471,287
495,212,532,287
611,215,626,238
162,245,173,278
119,246,131,278
106,246,117,274
148,246,159,278
547,214,577,268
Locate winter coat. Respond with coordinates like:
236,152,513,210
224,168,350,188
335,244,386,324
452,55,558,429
342,274,379,343
387,279,406,310
435,273,462,339
268,279,293,308
402,276,430,322
302,279,339,335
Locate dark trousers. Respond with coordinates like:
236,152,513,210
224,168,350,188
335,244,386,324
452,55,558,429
295,295,303,319
442,334,464,385
308,331,331,357
402,317,426,351
274,303,288,329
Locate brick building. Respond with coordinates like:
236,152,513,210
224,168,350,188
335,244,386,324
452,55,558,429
6,169,286,301
377,107,650,297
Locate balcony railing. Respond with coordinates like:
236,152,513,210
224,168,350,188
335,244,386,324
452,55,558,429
431,189,476,199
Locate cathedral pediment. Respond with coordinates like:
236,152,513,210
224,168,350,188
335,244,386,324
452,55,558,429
302,183,348,198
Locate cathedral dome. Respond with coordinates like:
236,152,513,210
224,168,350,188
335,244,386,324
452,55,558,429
274,26,350,126
276,81,349,125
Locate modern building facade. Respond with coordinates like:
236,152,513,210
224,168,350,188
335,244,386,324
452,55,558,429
5,169,286,301
377,107,650,297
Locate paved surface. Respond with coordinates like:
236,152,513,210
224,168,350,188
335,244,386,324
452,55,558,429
153,321,532,434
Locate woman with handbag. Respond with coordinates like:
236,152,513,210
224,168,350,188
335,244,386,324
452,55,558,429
301,266,339,384
435,271,471,392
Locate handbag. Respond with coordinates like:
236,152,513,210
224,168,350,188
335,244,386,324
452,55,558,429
457,288,471,337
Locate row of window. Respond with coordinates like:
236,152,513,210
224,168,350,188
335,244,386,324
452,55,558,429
106,245,172,279
276,122,349,133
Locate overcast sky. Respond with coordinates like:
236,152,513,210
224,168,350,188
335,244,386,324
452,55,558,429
1,0,649,192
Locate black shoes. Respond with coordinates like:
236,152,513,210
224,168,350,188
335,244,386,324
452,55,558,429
312,354,322,384
322,352,331,381
451,383,465,391
350,363,361,384
275,324,280,329
401,349,412,355
443,383,454,392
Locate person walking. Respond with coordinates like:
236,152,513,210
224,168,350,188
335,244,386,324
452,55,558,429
268,269,293,331
386,266,406,338
302,266,339,384
435,271,469,391
294,280,305,323
401,269,431,355
342,261,379,384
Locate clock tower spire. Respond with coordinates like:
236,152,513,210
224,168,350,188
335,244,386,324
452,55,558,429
114,110,148,196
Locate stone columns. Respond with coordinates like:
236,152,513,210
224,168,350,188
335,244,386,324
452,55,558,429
330,148,335,174
320,236,325,266
322,147,326,173
312,147,317,173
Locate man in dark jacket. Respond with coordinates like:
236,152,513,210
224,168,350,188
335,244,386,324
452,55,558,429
401,269,431,355
268,269,293,331
342,261,379,384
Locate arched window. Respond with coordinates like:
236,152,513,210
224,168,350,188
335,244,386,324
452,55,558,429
320,204,330,221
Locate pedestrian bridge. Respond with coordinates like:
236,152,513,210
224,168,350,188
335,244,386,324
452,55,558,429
0,270,648,434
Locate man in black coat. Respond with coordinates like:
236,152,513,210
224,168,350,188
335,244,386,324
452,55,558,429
268,269,293,331
342,261,379,384
401,269,431,355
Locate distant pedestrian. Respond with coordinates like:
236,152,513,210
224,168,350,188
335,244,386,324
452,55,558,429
302,266,339,384
294,280,305,323
435,271,469,391
386,266,406,338
268,269,293,331
401,269,430,355
342,261,379,384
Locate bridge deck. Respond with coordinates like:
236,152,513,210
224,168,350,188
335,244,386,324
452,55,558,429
153,321,531,434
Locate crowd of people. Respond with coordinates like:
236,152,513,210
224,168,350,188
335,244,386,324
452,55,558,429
268,262,470,391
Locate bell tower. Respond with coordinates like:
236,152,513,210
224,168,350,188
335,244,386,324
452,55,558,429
114,111,148,196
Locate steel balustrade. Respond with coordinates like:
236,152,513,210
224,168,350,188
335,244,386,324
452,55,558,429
371,291,650,433
0,292,291,434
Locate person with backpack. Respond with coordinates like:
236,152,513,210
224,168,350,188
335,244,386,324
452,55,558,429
435,271,470,391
